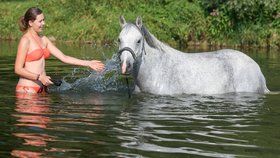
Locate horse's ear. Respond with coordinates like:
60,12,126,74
119,15,127,28
136,16,143,28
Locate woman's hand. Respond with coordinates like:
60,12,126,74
38,74,53,86
87,60,105,72
45,38,105,72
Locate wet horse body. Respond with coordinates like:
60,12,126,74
136,47,268,95
118,17,269,95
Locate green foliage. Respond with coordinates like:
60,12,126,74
0,0,279,48
165,1,207,43
226,0,279,24
207,9,233,42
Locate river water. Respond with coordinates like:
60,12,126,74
0,41,279,157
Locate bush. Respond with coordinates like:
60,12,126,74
0,0,279,48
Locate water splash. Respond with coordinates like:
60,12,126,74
50,55,133,93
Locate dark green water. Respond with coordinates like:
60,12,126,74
0,41,279,157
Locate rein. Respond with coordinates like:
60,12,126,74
117,47,135,98
124,74,131,98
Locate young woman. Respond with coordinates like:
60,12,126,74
15,7,104,93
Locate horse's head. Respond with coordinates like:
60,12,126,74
118,16,144,75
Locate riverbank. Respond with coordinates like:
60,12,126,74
0,0,279,49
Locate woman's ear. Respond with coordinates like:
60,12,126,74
28,20,33,27
135,16,142,28
119,15,127,28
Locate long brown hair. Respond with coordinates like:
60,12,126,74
18,7,42,32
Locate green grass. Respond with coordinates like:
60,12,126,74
0,0,279,49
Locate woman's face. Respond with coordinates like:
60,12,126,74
29,13,45,33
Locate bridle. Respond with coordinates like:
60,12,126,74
116,47,136,99
117,25,147,98
117,41,146,62
117,47,136,61
117,25,146,62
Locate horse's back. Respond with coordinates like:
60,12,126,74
171,49,268,94
210,49,267,93
217,49,268,93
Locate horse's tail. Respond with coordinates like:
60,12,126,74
266,90,280,95
263,85,280,95
264,88,270,94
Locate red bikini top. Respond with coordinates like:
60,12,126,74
25,33,51,62
25,48,51,62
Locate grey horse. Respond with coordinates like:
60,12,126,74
117,16,269,95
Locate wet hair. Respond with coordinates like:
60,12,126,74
18,7,42,32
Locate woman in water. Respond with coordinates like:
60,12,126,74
15,7,104,93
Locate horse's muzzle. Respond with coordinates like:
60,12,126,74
118,47,136,74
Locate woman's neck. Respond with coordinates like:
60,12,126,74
28,29,40,37
28,29,44,49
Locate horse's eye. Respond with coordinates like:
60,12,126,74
118,38,121,43
137,39,141,44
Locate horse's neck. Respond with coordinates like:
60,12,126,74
142,39,185,63
148,33,185,55
142,42,162,61
138,41,171,78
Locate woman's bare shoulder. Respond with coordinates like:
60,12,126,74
41,35,51,43
42,36,55,47
19,34,30,46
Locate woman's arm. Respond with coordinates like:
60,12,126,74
45,37,104,72
14,37,53,85
14,37,39,80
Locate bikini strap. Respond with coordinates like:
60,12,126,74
30,32,45,50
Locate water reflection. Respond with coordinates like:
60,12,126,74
12,93,53,158
14,93,51,128
11,150,43,158
11,92,110,157
114,93,266,157
1,40,279,157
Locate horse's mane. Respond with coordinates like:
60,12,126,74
124,23,166,53
124,23,180,54
140,25,166,53
142,25,187,55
